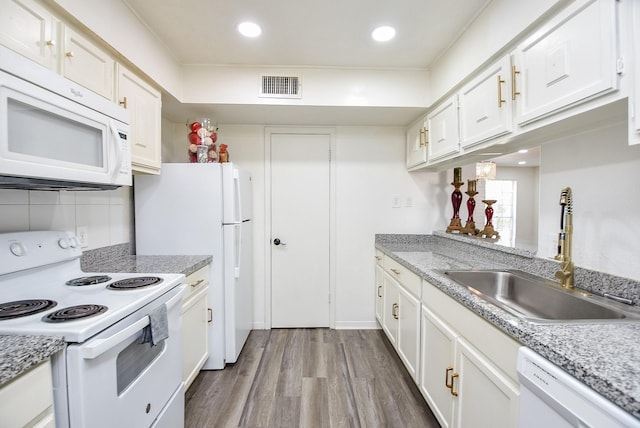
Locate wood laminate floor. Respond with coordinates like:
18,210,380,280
185,329,441,428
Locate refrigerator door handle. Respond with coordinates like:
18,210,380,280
233,168,242,223
234,223,241,278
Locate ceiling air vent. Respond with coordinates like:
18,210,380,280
259,75,302,99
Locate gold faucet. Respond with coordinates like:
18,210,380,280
554,187,574,289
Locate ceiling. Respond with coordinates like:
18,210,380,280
122,0,491,125
123,0,490,69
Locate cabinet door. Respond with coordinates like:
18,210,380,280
375,263,384,324
182,285,209,389
61,26,114,100
117,64,162,174
0,0,57,69
459,56,513,149
0,360,55,428
406,116,428,168
632,0,640,146
427,95,460,161
420,305,457,428
382,273,399,346
453,338,519,428
513,0,617,126
396,284,421,381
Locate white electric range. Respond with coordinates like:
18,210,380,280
0,230,186,428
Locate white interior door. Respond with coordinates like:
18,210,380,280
271,132,331,327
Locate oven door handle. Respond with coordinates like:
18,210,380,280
81,317,150,360
80,287,184,360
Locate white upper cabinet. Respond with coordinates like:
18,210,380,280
117,64,162,174
632,0,640,146
458,55,513,149
61,26,115,100
427,95,460,161
406,115,428,169
0,0,58,70
513,0,617,126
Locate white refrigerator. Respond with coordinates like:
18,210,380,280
134,162,253,369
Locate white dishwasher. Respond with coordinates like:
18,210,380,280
517,347,640,427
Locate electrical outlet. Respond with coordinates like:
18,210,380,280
405,197,413,207
392,196,401,208
77,226,89,248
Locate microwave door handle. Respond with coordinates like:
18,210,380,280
81,316,149,360
109,120,123,180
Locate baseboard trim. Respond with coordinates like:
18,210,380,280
335,321,381,330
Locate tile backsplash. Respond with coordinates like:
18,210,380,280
0,186,133,250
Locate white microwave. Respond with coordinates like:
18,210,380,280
0,45,131,190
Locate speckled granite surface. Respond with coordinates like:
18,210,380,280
83,254,212,277
81,243,212,277
0,335,65,386
376,233,640,419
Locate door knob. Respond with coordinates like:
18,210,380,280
273,238,286,246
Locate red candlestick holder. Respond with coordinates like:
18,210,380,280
446,181,464,233
479,199,500,239
461,182,479,235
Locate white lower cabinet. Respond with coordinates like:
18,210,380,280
0,360,55,428
380,257,422,381
420,282,520,428
181,266,210,390
374,254,384,323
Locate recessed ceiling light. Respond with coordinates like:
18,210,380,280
518,161,527,165
518,149,529,153
372,26,396,42
238,22,261,38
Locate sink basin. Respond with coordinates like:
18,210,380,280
440,269,640,323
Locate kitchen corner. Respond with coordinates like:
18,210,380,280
376,232,640,419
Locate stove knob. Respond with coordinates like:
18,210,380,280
9,242,26,257
69,237,79,248
58,238,70,249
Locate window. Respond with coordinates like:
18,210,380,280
485,180,517,245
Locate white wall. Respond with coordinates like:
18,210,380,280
0,187,132,250
182,65,430,107
161,124,437,328
538,120,640,280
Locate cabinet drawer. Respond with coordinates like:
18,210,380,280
385,258,421,298
422,280,520,382
182,265,210,301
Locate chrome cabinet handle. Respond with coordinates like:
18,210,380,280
392,303,399,320
207,308,213,323
377,285,383,298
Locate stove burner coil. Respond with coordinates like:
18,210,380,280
0,299,57,320
66,275,112,286
43,304,108,322
107,276,163,290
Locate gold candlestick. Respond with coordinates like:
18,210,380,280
479,199,500,239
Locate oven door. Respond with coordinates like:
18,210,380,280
65,286,184,428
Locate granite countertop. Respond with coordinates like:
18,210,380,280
83,254,212,277
375,233,640,419
0,335,65,386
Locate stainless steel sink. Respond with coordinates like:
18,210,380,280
440,269,640,323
